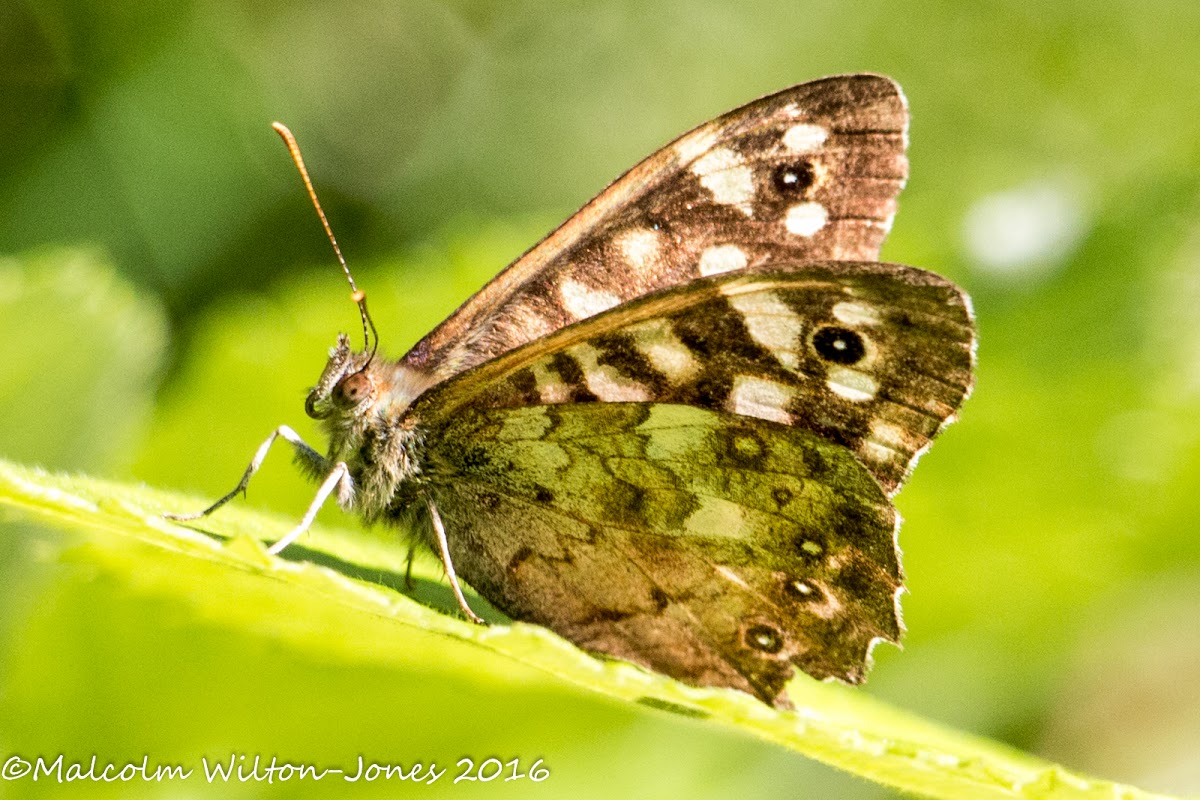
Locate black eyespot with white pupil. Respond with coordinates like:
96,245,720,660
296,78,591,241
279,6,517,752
745,624,784,654
786,579,819,600
812,326,866,365
771,160,815,195
334,372,370,406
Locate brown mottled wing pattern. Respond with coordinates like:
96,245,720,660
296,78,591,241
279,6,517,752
419,403,901,708
377,75,973,705
412,262,975,496
400,74,908,382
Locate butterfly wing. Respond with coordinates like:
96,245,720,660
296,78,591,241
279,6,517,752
381,76,966,705
401,74,909,382
411,261,975,495
419,403,900,708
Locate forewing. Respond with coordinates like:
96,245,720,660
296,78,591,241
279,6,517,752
421,403,902,707
413,262,975,495
401,74,908,381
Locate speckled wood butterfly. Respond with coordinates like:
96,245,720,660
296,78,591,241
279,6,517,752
168,74,975,708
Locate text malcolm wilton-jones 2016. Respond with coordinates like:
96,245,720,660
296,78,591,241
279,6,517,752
3,753,551,785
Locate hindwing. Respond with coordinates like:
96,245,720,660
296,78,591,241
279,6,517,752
420,403,901,708
401,75,909,383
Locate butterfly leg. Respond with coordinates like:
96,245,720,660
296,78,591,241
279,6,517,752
404,546,416,591
422,494,485,625
265,462,351,555
163,424,350,554
164,425,328,522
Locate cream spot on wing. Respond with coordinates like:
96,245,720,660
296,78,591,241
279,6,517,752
782,123,827,153
785,202,828,236
692,146,740,177
614,227,661,270
800,540,823,556
826,366,878,402
628,319,700,382
869,420,908,450
691,147,755,216
864,421,909,465
674,127,718,165
559,277,620,320
862,440,897,464
569,342,652,402
697,244,749,276
832,301,883,327
728,375,795,425
684,497,746,537
807,583,844,620
727,291,803,370
530,361,571,404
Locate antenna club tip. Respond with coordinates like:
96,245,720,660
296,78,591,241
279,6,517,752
351,289,366,303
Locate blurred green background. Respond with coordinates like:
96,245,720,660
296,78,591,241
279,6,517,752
3,0,1200,797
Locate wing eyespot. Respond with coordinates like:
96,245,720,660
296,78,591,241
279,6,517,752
811,326,867,365
744,624,785,654
785,578,821,600
771,160,815,196
770,487,793,509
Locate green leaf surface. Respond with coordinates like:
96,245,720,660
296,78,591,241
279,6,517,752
0,460,1176,800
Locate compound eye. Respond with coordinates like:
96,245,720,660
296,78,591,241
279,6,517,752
334,372,371,406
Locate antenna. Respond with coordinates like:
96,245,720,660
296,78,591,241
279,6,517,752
272,122,378,361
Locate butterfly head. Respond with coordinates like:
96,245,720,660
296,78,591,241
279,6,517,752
304,333,382,421
303,333,429,515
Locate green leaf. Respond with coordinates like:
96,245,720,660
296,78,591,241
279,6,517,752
0,459,1176,800
0,248,166,473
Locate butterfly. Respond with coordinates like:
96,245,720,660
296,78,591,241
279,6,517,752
167,74,976,709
